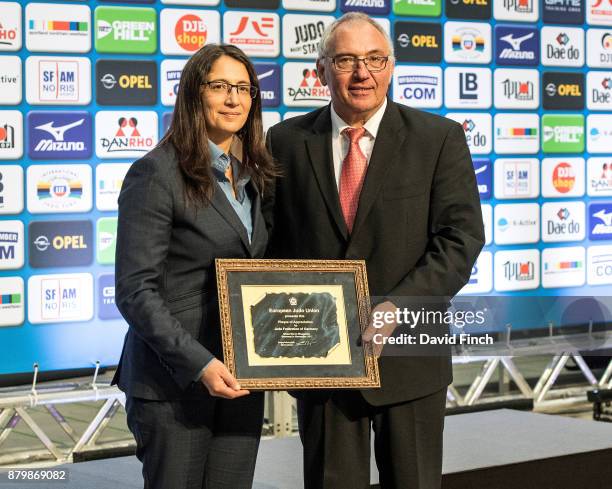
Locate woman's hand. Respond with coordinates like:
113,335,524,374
200,359,250,399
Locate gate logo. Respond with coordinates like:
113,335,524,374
542,246,585,289
96,163,131,211
27,112,92,160
393,0,442,17
588,157,612,197
160,59,187,107
394,22,442,63
25,57,91,105
444,22,491,64
97,218,118,265
98,274,121,320
94,6,157,54
587,71,612,110
0,276,24,327
589,203,612,240
340,0,389,14
587,29,612,68
494,25,538,66
96,60,157,106
27,164,92,214
25,3,90,53
494,113,539,154
458,251,493,295
494,249,539,291
494,0,538,22
28,273,94,323
542,114,584,153
493,68,539,109
95,111,158,159
543,0,584,24
541,201,585,242
223,12,280,57
588,245,612,285
541,158,585,198
541,27,584,67
283,63,330,107
494,158,539,199
444,67,492,108
542,72,585,110
282,14,334,59
587,114,612,153
0,3,22,51
0,220,23,270
446,113,492,154
588,0,612,25
255,63,280,108
29,220,93,268
473,159,491,200
0,166,24,215
0,110,23,160
494,203,539,245
0,56,21,105
446,0,491,20
161,9,219,56
392,66,442,109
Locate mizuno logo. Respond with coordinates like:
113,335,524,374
500,32,534,51
257,69,274,81
35,119,84,142
594,209,612,226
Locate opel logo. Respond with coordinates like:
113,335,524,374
33,235,50,251
100,73,117,90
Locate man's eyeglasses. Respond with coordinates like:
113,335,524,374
202,80,258,99
327,55,390,73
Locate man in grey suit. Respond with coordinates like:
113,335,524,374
264,13,484,489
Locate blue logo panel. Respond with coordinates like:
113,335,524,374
542,0,584,24
27,112,92,160
589,203,612,241
495,25,539,66
340,0,390,15
255,63,280,108
473,158,492,200
98,274,121,320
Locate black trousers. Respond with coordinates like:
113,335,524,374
298,388,446,489
125,392,264,489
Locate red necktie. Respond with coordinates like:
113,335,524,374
339,127,367,233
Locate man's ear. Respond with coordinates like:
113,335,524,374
316,58,327,87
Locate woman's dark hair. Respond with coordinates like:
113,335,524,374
160,44,276,205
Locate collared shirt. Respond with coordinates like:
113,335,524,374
330,98,388,188
208,139,253,243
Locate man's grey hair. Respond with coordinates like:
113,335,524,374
317,12,395,60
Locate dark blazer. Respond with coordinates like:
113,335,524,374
112,143,268,400
263,100,485,406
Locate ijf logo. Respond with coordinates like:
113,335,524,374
541,201,585,243
493,68,539,109
0,165,24,215
0,2,22,51
588,0,612,25
0,110,23,160
589,203,612,240
0,220,24,270
587,71,612,110
283,63,330,107
444,22,491,64
29,220,93,268
394,22,442,63
27,164,93,214
283,14,334,59
494,203,539,245
494,113,539,154
588,245,612,285
542,246,585,289
444,67,491,108
588,157,612,197
587,29,612,69
543,0,584,24
255,63,280,107
542,72,585,110
494,249,540,291
161,59,187,107
495,25,538,66
458,251,493,295
27,112,92,160
94,6,157,54
25,57,91,105
0,277,24,327
473,159,491,199
541,158,585,198
494,158,539,199
340,0,389,14
98,274,121,320
96,163,131,211
494,0,538,22
25,3,91,53
161,9,219,56
445,113,491,154
223,12,279,57
28,273,94,323
95,111,158,159
542,114,585,153
587,114,612,153
392,66,442,109
541,27,584,67
286,0,335,12
0,56,21,105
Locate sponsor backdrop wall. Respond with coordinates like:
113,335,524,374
0,0,611,376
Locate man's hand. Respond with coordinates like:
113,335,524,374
362,301,398,357
200,359,250,399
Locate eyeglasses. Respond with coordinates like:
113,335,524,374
202,80,258,99
327,55,390,73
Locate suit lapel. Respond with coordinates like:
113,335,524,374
305,106,349,241
209,180,252,255
249,181,267,257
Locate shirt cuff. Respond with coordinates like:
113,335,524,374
193,358,215,382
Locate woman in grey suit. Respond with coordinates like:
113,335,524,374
113,44,276,489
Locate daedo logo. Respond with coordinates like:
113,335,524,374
494,0,538,22
28,273,94,324
29,220,93,268
588,0,612,25
26,3,91,53
0,2,21,51
494,113,539,154
341,0,390,14
0,110,23,160
160,9,219,56
542,114,584,153
96,60,157,106
589,203,612,240
446,0,491,21
223,12,279,57
493,68,539,109
96,163,131,211
255,63,280,107
543,0,584,24
445,22,491,64
27,112,92,160
588,157,612,196
541,201,585,243
494,203,539,245
27,164,92,214
283,63,330,107
494,249,539,292
95,111,158,159
494,25,538,66
25,57,91,105
0,165,24,215
393,66,442,109
282,14,334,59
541,158,585,198
587,71,612,110
473,159,491,199
494,158,539,199
393,0,442,17
446,113,491,154
541,27,584,67
394,22,441,63
542,246,585,289
0,277,24,327
444,67,492,108
95,6,156,54
98,274,121,320
543,72,585,110
0,56,21,105
0,220,24,270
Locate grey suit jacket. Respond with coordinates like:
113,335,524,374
112,143,268,400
